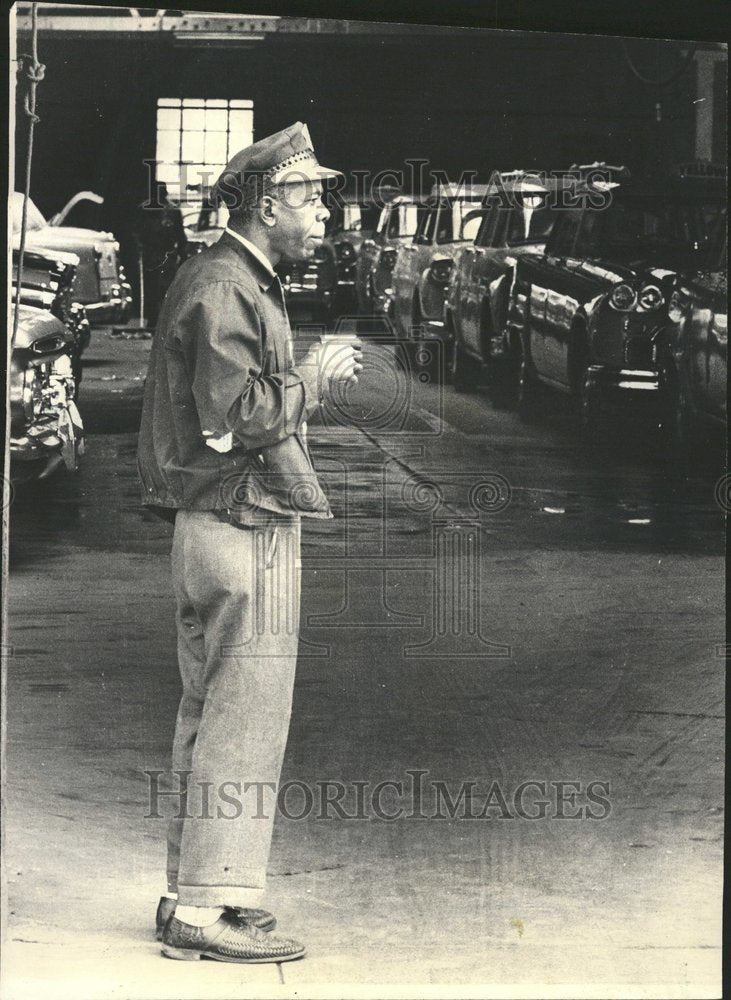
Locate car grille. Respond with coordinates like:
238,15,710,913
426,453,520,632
623,334,654,369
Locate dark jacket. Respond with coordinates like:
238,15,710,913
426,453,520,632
137,232,331,521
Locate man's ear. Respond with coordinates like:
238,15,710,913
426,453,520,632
260,195,278,228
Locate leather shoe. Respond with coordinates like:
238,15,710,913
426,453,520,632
155,896,276,939
161,911,305,963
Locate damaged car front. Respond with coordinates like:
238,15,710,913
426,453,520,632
11,191,132,326
9,303,85,483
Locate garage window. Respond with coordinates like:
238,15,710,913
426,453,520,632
155,98,254,197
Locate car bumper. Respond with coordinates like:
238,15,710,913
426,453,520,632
414,317,451,343
586,365,660,392
84,285,132,325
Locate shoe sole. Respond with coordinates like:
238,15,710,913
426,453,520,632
156,916,276,941
161,944,305,963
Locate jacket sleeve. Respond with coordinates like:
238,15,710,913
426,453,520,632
172,279,321,451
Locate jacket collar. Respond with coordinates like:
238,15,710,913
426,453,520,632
218,230,277,291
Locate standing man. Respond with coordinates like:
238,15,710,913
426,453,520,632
137,123,362,963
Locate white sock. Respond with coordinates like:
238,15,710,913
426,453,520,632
175,904,224,927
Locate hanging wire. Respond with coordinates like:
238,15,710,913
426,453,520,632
620,38,697,88
12,2,45,343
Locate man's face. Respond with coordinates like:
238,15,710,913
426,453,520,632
268,180,330,262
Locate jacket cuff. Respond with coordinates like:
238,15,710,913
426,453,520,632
290,363,322,421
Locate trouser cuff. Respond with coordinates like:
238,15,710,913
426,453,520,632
177,883,265,908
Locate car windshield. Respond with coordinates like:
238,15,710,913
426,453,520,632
341,204,380,232
505,195,556,245
564,192,724,269
436,199,484,243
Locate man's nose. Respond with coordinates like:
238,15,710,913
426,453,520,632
317,203,330,223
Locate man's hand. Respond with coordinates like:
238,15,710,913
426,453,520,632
301,336,364,387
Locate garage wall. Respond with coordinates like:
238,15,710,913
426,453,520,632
15,29,698,268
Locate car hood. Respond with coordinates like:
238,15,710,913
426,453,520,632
572,256,680,289
22,226,116,251
433,240,473,262
13,245,80,269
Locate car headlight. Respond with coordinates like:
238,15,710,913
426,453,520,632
609,282,637,311
380,248,397,272
637,284,664,311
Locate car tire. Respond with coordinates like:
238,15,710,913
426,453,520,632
450,334,477,392
480,290,514,373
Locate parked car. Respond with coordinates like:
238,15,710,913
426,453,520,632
444,171,569,388
9,303,85,482
391,183,488,341
11,191,132,326
355,195,425,315
276,248,338,324
510,165,727,436
321,195,384,314
12,246,91,391
666,207,727,453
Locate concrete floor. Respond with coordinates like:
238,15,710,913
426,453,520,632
3,324,725,999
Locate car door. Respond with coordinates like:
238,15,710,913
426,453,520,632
526,207,598,386
357,206,386,307
394,205,437,334
459,207,500,355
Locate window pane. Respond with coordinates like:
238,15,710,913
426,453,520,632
158,97,180,108
204,131,228,164
182,107,205,131
229,110,253,146
206,99,228,108
204,108,228,132
182,98,205,107
182,164,210,190
156,130,180,164
230,99,254,108
156,162,179,185
181,130,205,162
157,107,180,131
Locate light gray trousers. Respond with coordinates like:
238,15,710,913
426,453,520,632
167,510,301,907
